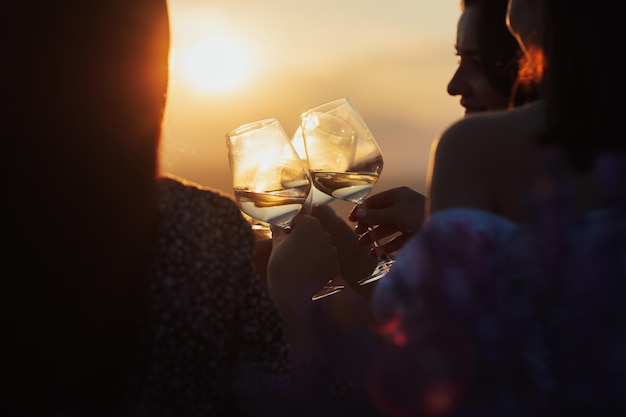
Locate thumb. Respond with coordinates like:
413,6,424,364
270,224,289,245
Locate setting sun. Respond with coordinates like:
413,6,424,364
171,33,252,94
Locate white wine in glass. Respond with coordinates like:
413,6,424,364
300,98,394,286
226,118,310,231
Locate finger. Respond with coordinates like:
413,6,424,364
369,224,403,241
366,232,409,257
294,215,337,251
378,234,409,254
270,224,289,245
352,206,398,230
354,220,370,235
355,219,399,236
290,213,319,232
348,188,411,222
358,188,426,232
311,203,336,221
312,204,345,232
360,188,399,209
357,224,402,245
348,190,398,222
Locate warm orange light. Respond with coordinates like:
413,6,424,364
170,34,252,94
518,45,545,86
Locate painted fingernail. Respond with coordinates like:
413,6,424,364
356,208,366,219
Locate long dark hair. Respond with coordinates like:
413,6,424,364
2,0,169,414
540,0,625,172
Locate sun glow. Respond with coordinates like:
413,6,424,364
171,32,253,94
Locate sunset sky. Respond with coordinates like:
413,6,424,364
161,0,464,217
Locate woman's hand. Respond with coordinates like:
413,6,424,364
348,186,427,256
266,214,339,356
311,204,376,298
267,214,339,308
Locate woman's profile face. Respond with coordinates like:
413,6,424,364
447,4,510,116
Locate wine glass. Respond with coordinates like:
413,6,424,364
300,97,394,286
291,126,346,300
226,118,311,232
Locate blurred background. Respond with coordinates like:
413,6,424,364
162,0,463,218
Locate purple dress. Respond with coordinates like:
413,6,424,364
371,206,626,417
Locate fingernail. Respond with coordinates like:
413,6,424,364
356,208,366,219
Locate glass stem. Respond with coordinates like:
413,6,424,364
367,223,391,262
368,225,393,262
356,201,389,261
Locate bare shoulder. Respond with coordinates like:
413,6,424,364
443,103,529,144
433,101,544,165
427,101,545,216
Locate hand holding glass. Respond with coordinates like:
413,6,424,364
290,125,346,300
300,98,394,286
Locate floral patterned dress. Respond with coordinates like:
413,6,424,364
136,176,289,417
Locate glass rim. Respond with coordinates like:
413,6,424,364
226,117,281,138
300,97,351,119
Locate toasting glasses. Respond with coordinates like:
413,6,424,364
226,118,343,300
226,117,342,300
300,98,394,287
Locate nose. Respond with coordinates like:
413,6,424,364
447,66,470,97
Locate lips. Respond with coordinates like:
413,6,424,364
461,101,486,115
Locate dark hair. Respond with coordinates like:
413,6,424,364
462,0,540,107
2,1,169,414
538,0,625,172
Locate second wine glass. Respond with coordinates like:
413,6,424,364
300,98,394,286
291,126,346,300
